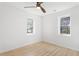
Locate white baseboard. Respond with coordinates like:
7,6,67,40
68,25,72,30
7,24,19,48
43,40,79,51
0,39,42,54
1,39,79,54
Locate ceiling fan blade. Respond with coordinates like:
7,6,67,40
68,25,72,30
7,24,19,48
39,5,46,13
24,6,36,8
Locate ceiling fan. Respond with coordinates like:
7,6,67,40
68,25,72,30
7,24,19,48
24,2,46,13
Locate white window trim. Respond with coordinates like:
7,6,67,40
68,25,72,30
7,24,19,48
26,18,35,35
58,14,71,36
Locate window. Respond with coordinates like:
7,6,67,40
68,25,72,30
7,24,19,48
27,18,33,34
58,15,71,36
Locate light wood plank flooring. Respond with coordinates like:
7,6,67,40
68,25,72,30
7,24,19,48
0,42,79,56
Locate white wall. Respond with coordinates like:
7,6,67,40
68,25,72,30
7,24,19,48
0,3,42,53
43,5,79,51
1,2,79,53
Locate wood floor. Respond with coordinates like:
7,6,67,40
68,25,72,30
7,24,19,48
0,42,79,56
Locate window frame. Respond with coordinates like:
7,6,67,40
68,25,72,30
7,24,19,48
26,18,34,35
58,14,71,36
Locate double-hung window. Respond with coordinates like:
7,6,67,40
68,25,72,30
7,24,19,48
58,15,71,36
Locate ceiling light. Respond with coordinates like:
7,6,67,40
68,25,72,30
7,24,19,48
37,7,40,9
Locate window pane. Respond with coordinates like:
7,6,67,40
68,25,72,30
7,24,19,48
61,17,70,26
27,18,33,33
60,16,70,35
60,26,70,34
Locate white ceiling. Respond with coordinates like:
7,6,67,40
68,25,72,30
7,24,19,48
1,2,79,16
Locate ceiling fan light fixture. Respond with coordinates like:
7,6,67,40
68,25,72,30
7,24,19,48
24,2,46,13
37,6,40,9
